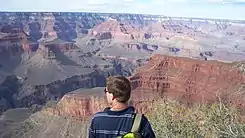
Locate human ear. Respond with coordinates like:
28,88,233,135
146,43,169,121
112,96,115,100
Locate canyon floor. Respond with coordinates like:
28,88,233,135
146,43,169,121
0,12,245,137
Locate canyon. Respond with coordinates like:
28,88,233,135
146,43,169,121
44,54,245,118
0,12,245,137
2,54,245,138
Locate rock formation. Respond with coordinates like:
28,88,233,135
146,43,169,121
0,11,245,116
44,54,245,118
129,54,245,106
44,87,156,117
90,19,144,41
0,12,245,138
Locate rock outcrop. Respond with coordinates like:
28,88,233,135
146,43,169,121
1,12,245,63
44,87,155,117
90,19,143,41
44,54,245,118
1,12,245,116
0,74,20,114
129,54,245,106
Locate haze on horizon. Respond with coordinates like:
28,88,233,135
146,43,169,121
0,0,245,20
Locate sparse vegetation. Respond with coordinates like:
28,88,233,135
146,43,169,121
234,62,245,73
5,99,245,138
45,100,59,108
147,99,245,138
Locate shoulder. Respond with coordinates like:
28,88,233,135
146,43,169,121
141,114,149,121
90,111,107,129
139,114,152,130
91,107,111,121
91,111,106,120
139,114,149,124
138,114,156,137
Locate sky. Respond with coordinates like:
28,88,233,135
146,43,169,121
0,0,245,20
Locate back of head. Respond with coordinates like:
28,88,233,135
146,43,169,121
106,76,131,103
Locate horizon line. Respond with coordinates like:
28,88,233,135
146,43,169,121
1,11,245,22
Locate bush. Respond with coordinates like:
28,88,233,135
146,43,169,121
147,99,245,138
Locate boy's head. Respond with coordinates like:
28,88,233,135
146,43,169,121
105,76,131,104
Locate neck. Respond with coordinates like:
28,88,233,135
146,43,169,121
110,101,128,111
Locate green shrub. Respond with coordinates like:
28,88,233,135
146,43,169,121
147,99,245,138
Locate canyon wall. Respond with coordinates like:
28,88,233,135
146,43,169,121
129,54,245,105
0,61,138,115
0,75,20,114
1,12,245,116
44,87,156,117
44,54,245,118
17,62,137,108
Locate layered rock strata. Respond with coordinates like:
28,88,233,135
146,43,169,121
45,54,245,117
129,54,245,105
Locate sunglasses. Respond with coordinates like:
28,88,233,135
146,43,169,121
104,88,108,93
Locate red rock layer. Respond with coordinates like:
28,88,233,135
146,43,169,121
45,90,156,117
45,93,107,117
45,54,245,117
129,54,245,106
89,19,144,41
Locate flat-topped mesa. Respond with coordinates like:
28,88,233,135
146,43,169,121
129,54,245,105
45,54,245,118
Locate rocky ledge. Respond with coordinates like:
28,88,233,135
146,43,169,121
44,54,245,118
44,87,156,117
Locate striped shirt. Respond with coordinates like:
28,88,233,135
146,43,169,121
88,106,156,138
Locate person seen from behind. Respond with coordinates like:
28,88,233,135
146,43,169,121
89,76,156,138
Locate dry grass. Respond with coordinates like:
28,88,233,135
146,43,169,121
147,99,245,138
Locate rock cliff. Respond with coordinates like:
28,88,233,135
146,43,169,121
44,87,156,117
90,19,144,41
44,54,245,117
129,54,245,106
1,12,245,116
0,74,20,114
1,12,245,63
0,52,139,114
